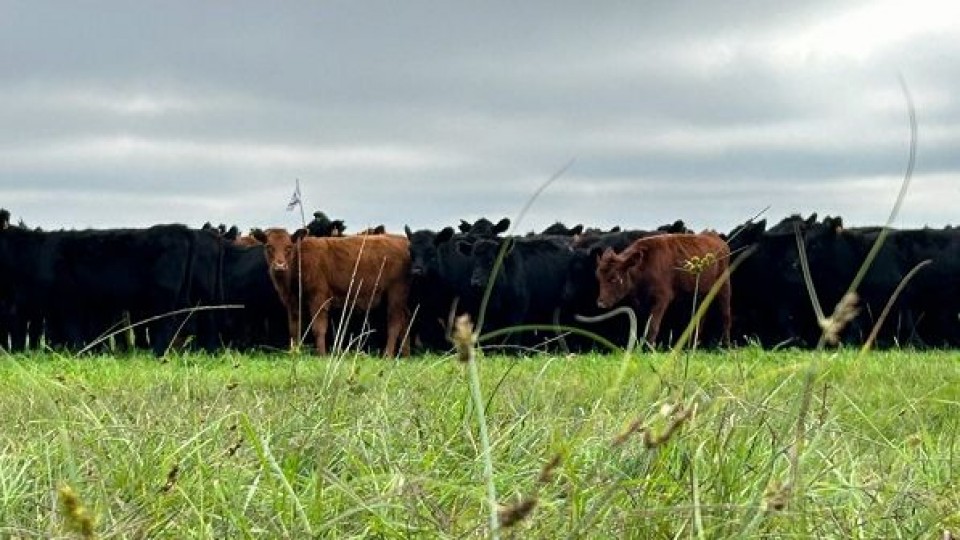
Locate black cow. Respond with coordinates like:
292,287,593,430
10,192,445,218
405,220,514,352
202,222,241,242
465,234,577,351
722,214,828,347
306,211,346,237
405,226,477,352
458,217,511,238
0,211,47,352
56,226,201,355
216,241,289,351
0,223,201,355
0,222,61,352
539,222,584,237
797,220,960,347
657,220,693,234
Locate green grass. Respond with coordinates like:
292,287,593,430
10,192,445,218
0,348,957,538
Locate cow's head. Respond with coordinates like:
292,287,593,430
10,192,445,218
224,225,240,242
823,215,844,233
562,247,601,306
596,245,645,309
261,228,301,273
541,222,584,236
726,218,766,253
458,217,511,238
406,226,454,277
468,239,501,289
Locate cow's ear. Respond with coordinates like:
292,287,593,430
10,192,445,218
570,224,584,236
737,220,765,244
458,220,471,233
493,218,511,235
436,227,455,245
404,225,414,239
805,213,818,227
624,244,647,265
225,226,240,241
292,228,309,243
250,228,267,243
597,247,615,264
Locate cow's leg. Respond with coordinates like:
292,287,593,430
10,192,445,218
9,308,27,352
280,291,302,351
716,280,733,347
644,291,673,347
149,317,175,357
311,307,330,356
286,305,302,351
304,294,331,356
385,287,411,358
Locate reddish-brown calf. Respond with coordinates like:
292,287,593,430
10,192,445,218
596,233,732,346
258,228,412,357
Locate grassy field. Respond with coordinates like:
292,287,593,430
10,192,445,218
0,347,957,538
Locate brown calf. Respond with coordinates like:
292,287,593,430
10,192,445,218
257,228,411,357
596,233,732,346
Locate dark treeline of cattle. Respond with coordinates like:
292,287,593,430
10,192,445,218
1,208,959,356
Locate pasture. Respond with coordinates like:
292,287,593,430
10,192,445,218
1,348,957,538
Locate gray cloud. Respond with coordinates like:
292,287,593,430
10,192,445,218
1,1,958,234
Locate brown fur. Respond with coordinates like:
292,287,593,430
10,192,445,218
261,228,412,357
596,233,732,346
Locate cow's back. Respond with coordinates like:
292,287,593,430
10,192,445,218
636,233,730,289
302,234,410,301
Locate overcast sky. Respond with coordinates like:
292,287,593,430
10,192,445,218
1,1,958,235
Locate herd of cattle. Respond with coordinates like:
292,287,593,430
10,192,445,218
1,207,959,356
